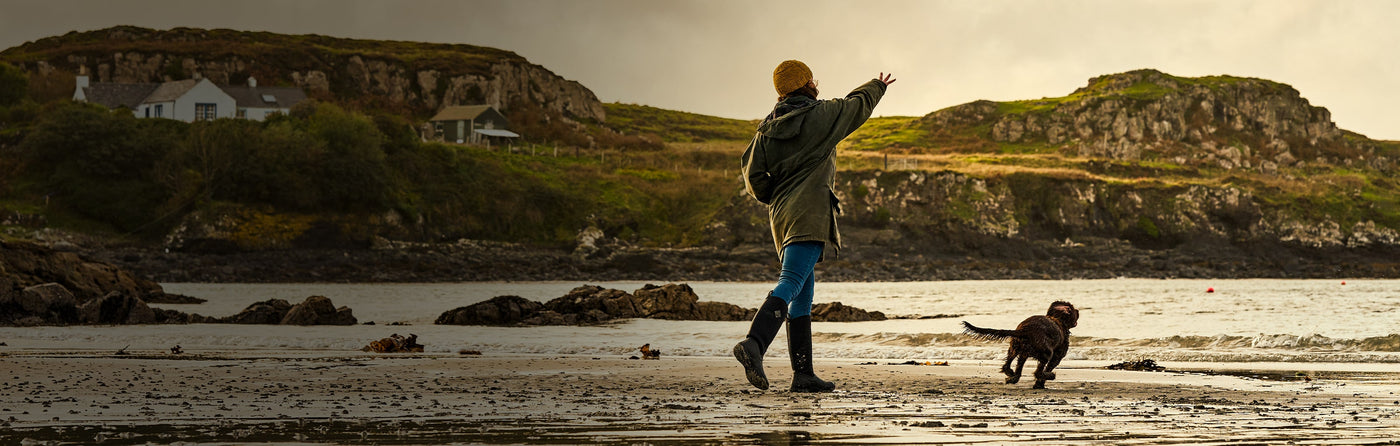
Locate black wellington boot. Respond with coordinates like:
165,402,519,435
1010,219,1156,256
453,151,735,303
734,294,788,390
787,315,835,393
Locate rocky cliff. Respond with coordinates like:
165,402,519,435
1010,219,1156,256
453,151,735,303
829,170,1400,251
0,26,604,121
907,69,1395,173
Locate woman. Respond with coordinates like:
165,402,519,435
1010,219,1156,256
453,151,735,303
734,60,894,392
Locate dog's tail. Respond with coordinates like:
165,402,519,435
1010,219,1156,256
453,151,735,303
961,321,1021,341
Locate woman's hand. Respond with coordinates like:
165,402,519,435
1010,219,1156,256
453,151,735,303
878,72,896,86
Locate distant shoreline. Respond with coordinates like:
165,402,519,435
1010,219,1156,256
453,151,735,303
85,238,1400,283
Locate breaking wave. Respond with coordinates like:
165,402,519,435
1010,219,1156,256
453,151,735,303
814,332,1400,352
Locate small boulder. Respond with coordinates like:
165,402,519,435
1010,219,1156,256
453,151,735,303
281,296,357,325
693,301,754,321
222,299,293,324
632,283,700,319
19,283,78,314
544,285,637,319
811,302,887,322
80,291,157,325
436,295,544,325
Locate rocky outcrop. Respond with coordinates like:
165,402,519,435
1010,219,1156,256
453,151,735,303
0,284,168,326
1,240,165,303
1,240,199,326
2,26,604,122
920,69,1385,173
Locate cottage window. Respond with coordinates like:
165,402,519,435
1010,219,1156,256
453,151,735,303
154,104,163,118
195,103,217,121
237,108,247,119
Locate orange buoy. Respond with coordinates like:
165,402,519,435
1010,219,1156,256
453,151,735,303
1206,287,1215,293
1341,281,1347,285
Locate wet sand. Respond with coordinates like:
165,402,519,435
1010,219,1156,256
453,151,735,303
3,352,1400,444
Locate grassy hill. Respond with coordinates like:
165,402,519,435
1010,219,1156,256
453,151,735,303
602,103,755,143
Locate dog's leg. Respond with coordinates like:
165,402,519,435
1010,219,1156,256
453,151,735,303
1008,354,1028,384
1032,359,1049,389
1000,346,1017,378
1041,350,1065,382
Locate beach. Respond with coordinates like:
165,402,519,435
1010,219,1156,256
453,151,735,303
5,279,1400,444
4,352,1400,444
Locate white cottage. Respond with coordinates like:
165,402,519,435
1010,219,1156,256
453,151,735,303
74,76,305,122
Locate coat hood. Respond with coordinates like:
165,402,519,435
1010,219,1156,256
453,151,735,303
757,96,819,140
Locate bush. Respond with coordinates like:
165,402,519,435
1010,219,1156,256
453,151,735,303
0,63,27,107
17,102,180,233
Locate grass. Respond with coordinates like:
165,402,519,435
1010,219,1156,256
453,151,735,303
841,116,921,151
602,103,754,143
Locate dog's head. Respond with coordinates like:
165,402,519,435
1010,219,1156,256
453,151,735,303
1046,301,1078,329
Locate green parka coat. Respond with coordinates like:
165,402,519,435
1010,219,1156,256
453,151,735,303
748,79,887,262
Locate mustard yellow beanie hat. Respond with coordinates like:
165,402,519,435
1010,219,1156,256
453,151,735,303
772,60,812,96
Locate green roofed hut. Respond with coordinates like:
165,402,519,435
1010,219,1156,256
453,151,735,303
429,105,518,145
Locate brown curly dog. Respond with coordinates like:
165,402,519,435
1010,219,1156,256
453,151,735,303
962,301,1079,389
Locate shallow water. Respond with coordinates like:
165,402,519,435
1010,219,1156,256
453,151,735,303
3,279,1398,363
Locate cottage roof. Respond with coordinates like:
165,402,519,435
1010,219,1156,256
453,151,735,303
220,85,308,109
82,82,161,109
430,105,496,122
143,79,201,103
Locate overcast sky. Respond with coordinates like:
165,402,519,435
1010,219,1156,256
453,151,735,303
3,0,1397,139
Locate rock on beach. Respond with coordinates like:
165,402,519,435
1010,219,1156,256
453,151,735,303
436,283,885,326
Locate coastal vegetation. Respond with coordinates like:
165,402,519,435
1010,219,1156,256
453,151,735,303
0,99,739,247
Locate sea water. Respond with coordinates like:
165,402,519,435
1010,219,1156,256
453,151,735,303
3,279,1399,363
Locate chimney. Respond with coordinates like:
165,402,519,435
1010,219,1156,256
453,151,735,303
248,77,257,88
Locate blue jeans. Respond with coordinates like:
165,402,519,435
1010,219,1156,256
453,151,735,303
771,241,822,318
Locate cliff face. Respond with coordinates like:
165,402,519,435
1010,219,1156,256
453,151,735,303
709,167,1400,262
2,26,604,121
829,170,1399,251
